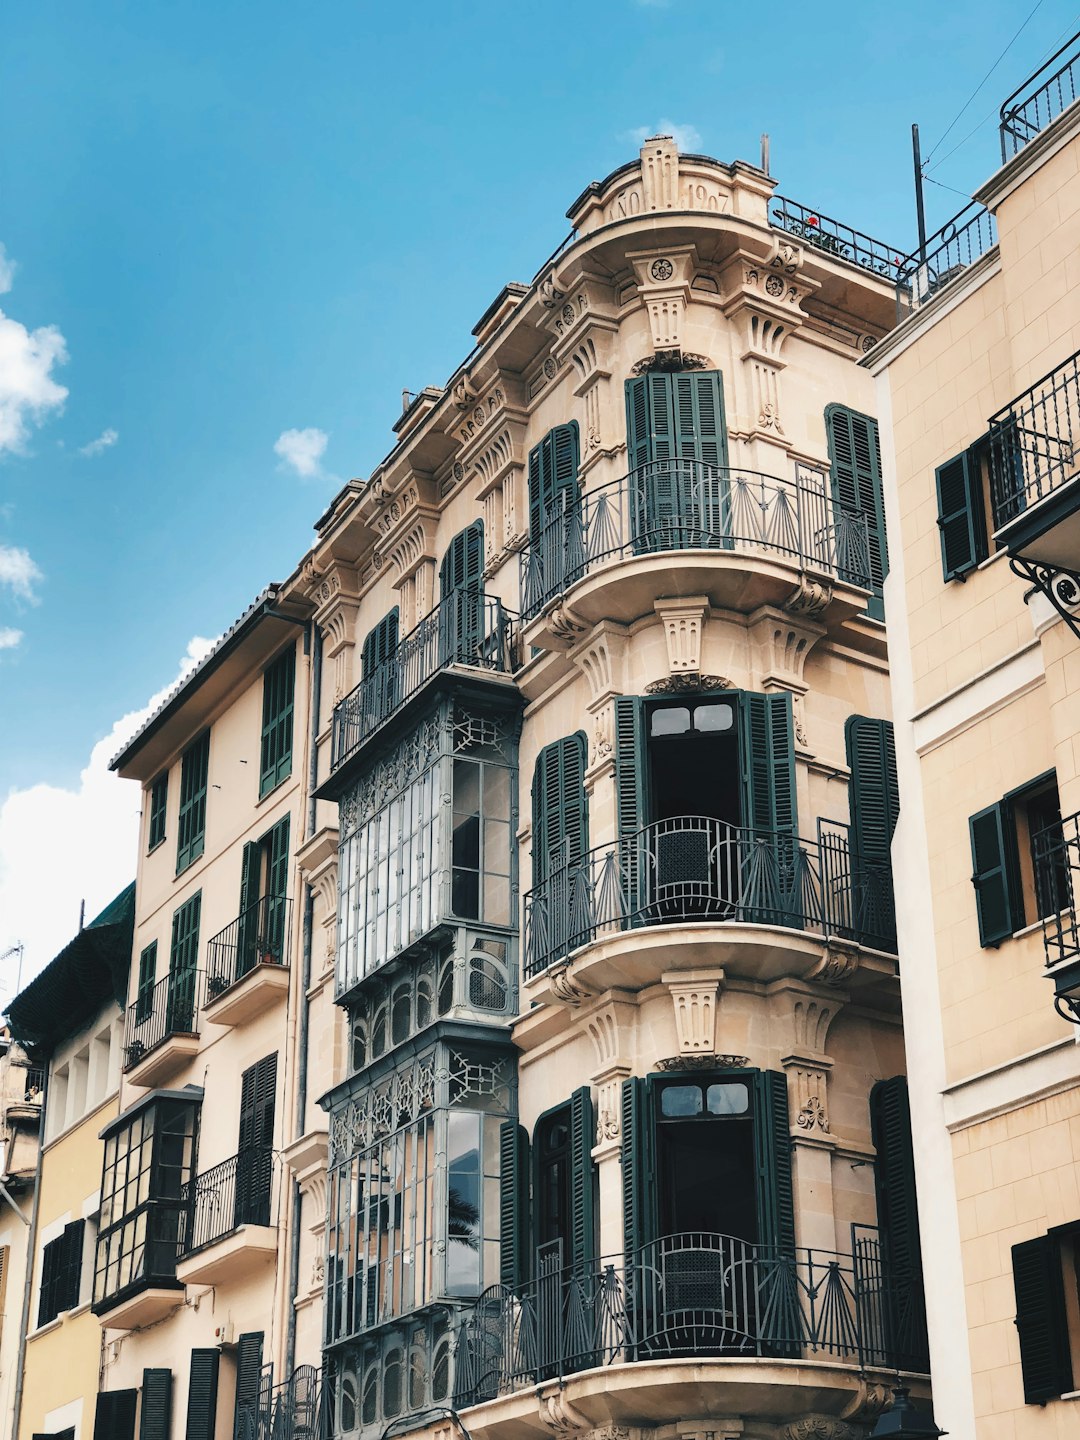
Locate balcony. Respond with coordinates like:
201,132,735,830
988,348,1080,575
999,30,1080,160
236,1366,328,1440
770,196,903,279
175,1147,277,1286
895,201,997,314
124,970,203,1086
1034,810,1080,1017
203,895,292,1026
520,460,871,633
5,1064,44,1124
327,593,517,784
453,1231,928,1409
524,815,896,986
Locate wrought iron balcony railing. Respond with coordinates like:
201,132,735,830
520,460,871,621
124,969,203,1070
235,1365,328,1440
770,196,903,278
988,347,1080,531
1035,809,1078,970
331,593,516,772
524,815,896,979
178,1146,274,1257
1000,31,1080,160
453,1229,928,1405
205,894,292,999
894,202,998,314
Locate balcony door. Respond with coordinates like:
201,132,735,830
439,521,484,666
166,892,201,1032
236,1053,276,1228
527,423,581,608
625,372,728,552
236,815,290,980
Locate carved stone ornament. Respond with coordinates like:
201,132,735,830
796,1095,830,1133
537,1389,592,1433
540,274,565,309
765,273,786,298
840,1380,892,1421
655,1053,748,1072
645,673,730,695
631,350,711,375
650,257,675,281
547,604,590,644
785,576,834,618
805,945,860,987
543,355,558,380
549,964,592,1006
784,1421,858,1440
452,375,478,410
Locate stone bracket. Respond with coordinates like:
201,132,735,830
663,968,725,1056
655,596,711,677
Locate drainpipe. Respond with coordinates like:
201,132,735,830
284,620,322,1381
11,1066,47,1440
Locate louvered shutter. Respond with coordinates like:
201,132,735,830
362,608,400,674
569,1086,596,1268
440,521,485,663
1013,1234,1073,1402
672,371,727,468
94,1390,138,1440
621,1077,657,1257
37,1234,61,1326
185,1349,220,1440
740,692,798,837
754,1070,796,1255
845,716,899,950
60,1218,85,1310
177,732,210,871
614,698,646,917
238,1054,277,1226
498,1121,530,1288
137,943,157,1023
624,376,651,476
936,451,985,580
265,816,290,957
826,404,889,619
236,841,262,978
528,424,580,540
970,801,1021,946
531,734,588,887
168,893,201,1029
869,1078,922,1285
233,1334,263,1438
139,1370,173,1440
259,648,295,797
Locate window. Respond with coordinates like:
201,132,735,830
148,773,168,851
176,731,210,873
825,404,888,620
37,1219,85,1326
93,1094,200,1310
185,1349,220,1440
92,1392,137,1440
526,424,581,600
935,433,996,580
234,1334,264,1438
870,1077,928,1369
233,815,290,983
237,1054,276,1227
624,372,728,552
439,522,485,666
970,771,1065,946
846,716,900,950
139,1370,173,1440
167,892,201,1032
260,647,295,798
1013,1224,1080,1404
136,943,156,1025
531,734,588,889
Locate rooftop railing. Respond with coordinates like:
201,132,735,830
988,346,1080,531
524,814,897,979
124,969,203,1071
178,1147,274,1256
894,202,998,315
331,593,516,773
453,1229,928,1406
1000,31,1080,160
520,460,871,622
205,894,292,999
770,196,904,278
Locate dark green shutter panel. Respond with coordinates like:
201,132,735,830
498,1121,530,1288
137,943,157,1022
624,377,652,473
614,699,646,912
969,802,1020,946
177,732,210,871
37,1235,60,1326
238,1053,277,1225
846,717,899,862
740,692,798,836
528,423,580,542
826,404,888,620
1012,1234,1073,1403
139,1369,173,1440
440,521,485,662
236,841,262,977
185,1349,221,1440
266,815,290,957
94,1390,138,1440
569,1086,595,1268
936,452,984,580
672,371,727,467
60,1218,85,1310
440,521,484,594
362,607,400,673
233,1334,263,1437
620,1077,656,1256
754,1070,796,1256
259,648,295,797
869,1078,922,1284
531,734,588,887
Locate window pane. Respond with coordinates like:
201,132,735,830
694,703,734,732
650,707,691,737
660,1084,702,1117
707,1082,749,1115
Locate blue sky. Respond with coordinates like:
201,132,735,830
1,0,1078,982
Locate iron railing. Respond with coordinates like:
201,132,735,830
988,346,1080,530
1000,31,1080,159
331,594,516,771
205,894,292,1000
895,202,998,314
1036,809,1078,969
770,196,903,278
520,460,871,621
178,1147,274,1257
124,969,203,1070
235,1364,329,1440
524,815,896,978
453,1230,928,1404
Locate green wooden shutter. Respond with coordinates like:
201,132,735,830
139,1369,173,1440
266,815,291,958
236,841,262,978
936,451,985,581
60,1218,85,1310
233,1333,263,1438
498,1121,530,1288
168,893,201,1029
94,1390,138,1440
259,647,295,798
569,1086,596,1268
869,1078,922,1284
362,608,400,673
37,1233,61,1326
614,698,647,916
530,733,588,887
148,773,168,850
1013,1234,1073,1403
846,718,899,861
826,404,889,620
754,1070,796,1256
620,1077,657,1257
672,371,727,467
177,732,210,872
528,423,580,542
238,1054,277,1226
440,521,485,663
136,943,157,1024
624,377,652,474
969,802,1022,946
740,692,798,837
185,1349,220,1440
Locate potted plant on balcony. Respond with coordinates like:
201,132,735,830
256,935,277,967
207,972,231,1000
126,1039,146,1066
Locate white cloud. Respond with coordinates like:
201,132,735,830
0,627,21,651
0,247,15,296
629,120,703,153
78,427,118,457
0,301,68,455
0,545,43,603
274,426,328,479
0,636,217,1003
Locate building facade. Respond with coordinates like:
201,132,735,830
868,32,1080,1439
305,136,929,1440
0,1029,42,1433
